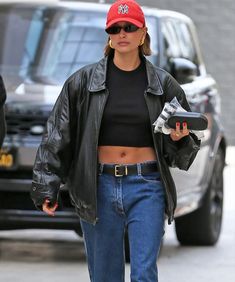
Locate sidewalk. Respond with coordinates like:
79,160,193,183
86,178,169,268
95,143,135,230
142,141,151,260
157,145,235,282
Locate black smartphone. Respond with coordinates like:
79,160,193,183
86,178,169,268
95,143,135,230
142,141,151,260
167,112,208,131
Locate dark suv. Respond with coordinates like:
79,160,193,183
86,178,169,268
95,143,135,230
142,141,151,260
0,1,226,245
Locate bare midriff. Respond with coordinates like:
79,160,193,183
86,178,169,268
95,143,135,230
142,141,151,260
98,146,157,164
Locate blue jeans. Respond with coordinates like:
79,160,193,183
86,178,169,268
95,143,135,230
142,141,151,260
80,161,165,282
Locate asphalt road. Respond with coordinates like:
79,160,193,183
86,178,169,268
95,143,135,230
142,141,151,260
0,148,235,282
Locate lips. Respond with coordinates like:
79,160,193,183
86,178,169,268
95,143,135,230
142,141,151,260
117,41,130,46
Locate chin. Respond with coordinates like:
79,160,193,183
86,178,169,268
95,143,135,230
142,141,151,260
116,47,138,54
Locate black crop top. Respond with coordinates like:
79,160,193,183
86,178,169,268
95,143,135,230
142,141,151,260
98,58,154,147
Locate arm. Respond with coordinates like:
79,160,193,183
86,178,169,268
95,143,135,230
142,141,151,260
0,75,6,148
162,74,201,171
30,80,76,210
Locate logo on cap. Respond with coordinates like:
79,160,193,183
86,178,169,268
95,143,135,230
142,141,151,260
118,4,129,14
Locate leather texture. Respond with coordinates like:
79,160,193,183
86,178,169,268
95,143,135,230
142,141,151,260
31,56,201,224
99,162,158,176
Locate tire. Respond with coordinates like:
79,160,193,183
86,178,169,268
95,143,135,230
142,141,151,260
175,147,225,245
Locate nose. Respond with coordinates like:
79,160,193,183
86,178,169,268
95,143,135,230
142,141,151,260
119,28,126,38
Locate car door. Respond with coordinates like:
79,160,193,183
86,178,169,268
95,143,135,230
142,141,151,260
159,17,216,214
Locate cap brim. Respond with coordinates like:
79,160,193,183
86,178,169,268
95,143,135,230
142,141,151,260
106,17,144,30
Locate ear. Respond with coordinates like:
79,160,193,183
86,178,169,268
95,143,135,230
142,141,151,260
143,26,148,35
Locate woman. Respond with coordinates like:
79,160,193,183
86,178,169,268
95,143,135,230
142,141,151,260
0,75,6,148
31,0,200,281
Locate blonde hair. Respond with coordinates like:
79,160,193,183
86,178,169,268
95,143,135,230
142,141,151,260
104,32,152,57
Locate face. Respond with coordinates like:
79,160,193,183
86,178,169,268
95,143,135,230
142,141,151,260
107,21,147,55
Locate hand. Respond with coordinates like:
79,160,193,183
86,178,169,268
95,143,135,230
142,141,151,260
42,199,58,216
170,122,189,141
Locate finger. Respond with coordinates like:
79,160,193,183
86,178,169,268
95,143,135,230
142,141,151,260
42,205,54,216
170,129,177,137
170,130,175,139
45,199,57,209
44,208,55,216
182,122,188,134
175,122,181,137
175,122,180,131
42,200,57,216
42,203,54,214
42,199,50,210
51,202,58,212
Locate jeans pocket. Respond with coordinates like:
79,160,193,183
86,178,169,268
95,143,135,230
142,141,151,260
140,172,160,183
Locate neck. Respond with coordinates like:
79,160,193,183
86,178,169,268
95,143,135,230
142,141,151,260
113,50,141,71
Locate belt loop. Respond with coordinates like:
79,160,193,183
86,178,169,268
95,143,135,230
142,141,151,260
137,163,142,175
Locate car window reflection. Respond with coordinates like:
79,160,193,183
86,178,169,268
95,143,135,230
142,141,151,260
0,7,107,84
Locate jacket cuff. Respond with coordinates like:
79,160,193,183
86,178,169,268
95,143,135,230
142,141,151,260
175,134,201,170
30,182,58,209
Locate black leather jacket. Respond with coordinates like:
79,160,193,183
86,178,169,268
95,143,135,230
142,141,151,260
0,75,6,148
31,57,200,224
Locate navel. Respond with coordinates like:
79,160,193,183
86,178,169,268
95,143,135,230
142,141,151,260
120,151,126,158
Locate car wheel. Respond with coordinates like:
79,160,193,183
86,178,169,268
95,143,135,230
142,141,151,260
175,147,225,245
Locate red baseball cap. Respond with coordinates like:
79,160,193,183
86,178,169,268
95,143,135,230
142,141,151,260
105,0,145,30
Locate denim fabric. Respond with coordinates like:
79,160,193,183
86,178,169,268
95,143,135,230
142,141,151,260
80,161,165,282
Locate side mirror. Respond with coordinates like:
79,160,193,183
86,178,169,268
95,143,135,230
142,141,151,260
170,58,198,84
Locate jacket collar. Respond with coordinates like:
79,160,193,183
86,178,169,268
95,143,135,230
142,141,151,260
144,58,163,96
88,56,163,96
88,57,107,92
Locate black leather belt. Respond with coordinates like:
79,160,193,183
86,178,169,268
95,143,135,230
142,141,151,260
99,163,158,177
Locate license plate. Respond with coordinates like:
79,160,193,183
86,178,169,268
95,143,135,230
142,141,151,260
0,147,17,169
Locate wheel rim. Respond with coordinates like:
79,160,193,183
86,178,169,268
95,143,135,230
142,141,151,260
210,152,224,239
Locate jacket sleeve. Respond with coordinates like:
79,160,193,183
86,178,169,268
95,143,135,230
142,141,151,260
31,80,75,208
0,75,6,148
162,74,201,171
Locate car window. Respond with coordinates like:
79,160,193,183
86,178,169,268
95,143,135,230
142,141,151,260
162,18,199,73
0,6,107,84
0,5,158,85
162,19,181,58
173,20,199,67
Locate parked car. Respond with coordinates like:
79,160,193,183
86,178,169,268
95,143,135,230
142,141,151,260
0,1,226,246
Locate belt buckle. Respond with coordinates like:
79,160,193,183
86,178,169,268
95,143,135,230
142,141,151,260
115,165,128,177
